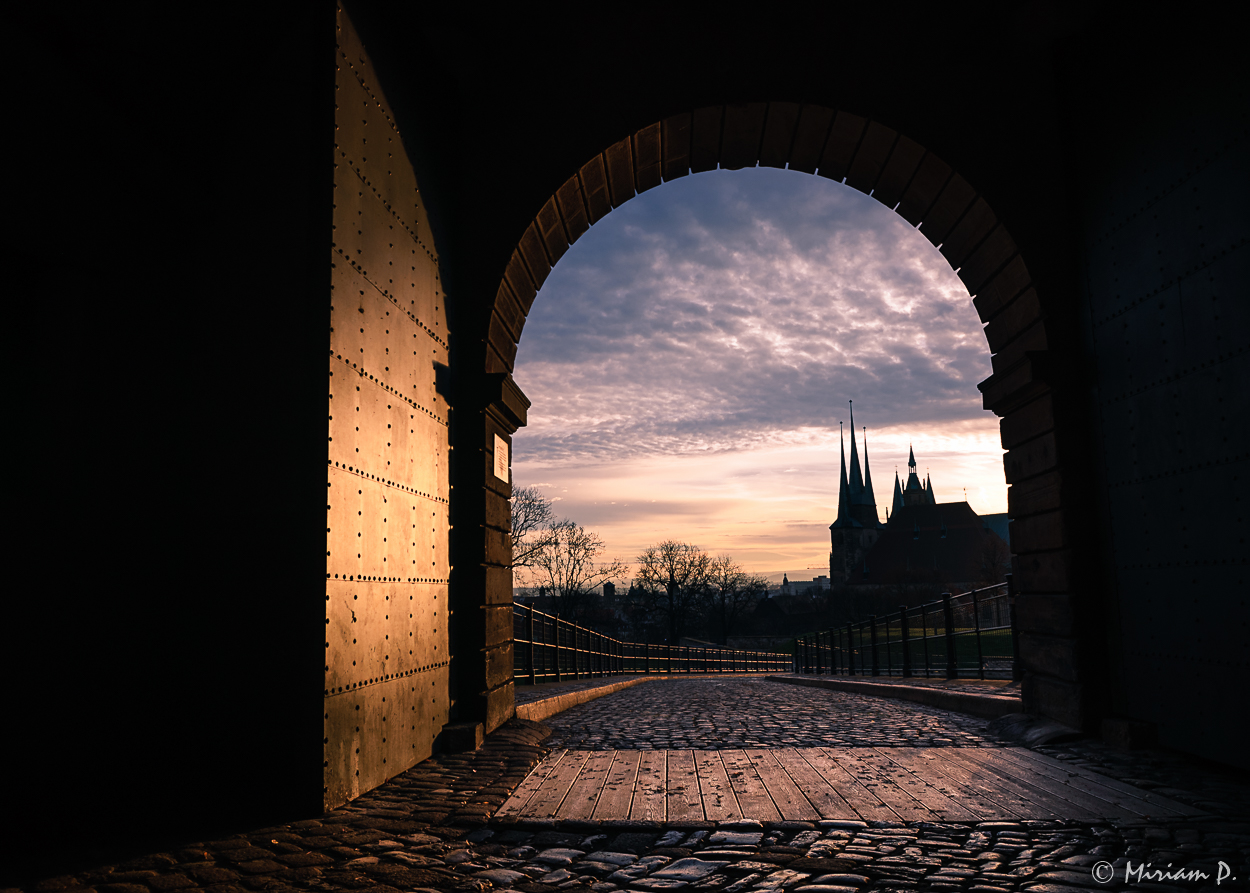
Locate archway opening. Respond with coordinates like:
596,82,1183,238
510,166,1011,642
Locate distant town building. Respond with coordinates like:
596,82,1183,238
773,573,832,597
829,404,1010,589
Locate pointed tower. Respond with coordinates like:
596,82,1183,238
903,443,926,506
862,427,877,508
847,402,864,503
925,472,936,505
892,469,904,514
832,422,852,527
830,404,883,584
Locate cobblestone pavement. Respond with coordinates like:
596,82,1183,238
515,678,653,706
542,679,1005,749
8,680,1249,893
514,675,1016,708
771,675,1020,696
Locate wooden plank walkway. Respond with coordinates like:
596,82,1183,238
496,747,1199,823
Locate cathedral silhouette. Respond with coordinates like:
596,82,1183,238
829,404,1010,589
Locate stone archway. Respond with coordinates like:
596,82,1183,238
476,104,1079,734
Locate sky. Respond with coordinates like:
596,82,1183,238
511,167,1006,582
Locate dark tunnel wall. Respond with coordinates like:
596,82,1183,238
1071,44,1248,767
7,1,1247,882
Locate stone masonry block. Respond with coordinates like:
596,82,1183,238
484,526,510,567
1015,591,1077,636
1013,548,1075,593
661,113,692,181
758,101,800,168
871,134,925,209
484,604,513,648
1010,510,1066,552
787,104,834,174
817,111,866,182
485,641,514,689
973,254,1033,321
604,136,635,207
1000,392,1054,450
485,682,515,734
484,564,513,605
895,152,952,225
1023,674,1086,730
1003,431,1058,483
517,221,551,289
991,319,1049,376
959,225,1017,294
1019,632,1082,682
633,122,662,193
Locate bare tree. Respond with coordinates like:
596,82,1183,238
633,540,712,645
510,485,555,570
527,519,628,620
707,555,769,645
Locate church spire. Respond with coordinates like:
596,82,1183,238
892,469,904,514
848,401,865,502
926,472,936,505
908,444,917,472
862,426,877,507
833,421,851,526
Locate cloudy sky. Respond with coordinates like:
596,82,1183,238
512,167,1006,581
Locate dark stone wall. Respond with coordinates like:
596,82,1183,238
7,1,1246,882
1068,28,1248,768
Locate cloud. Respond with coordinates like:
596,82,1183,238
515,168,991,464
511,167,1005,573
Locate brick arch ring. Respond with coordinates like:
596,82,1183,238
485,102,1047,382
484,101,1072,716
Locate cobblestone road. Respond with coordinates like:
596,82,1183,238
8,679,1249,893
543,678,1004,749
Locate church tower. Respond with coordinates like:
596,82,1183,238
901,445,936,507
829,401,884,584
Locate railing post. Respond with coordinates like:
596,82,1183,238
899,605,912,678
645,640,650,675
921,603,931,677
885,616,893,676
1008,573,1023,682
554,614,562,683
942,592,957,679
972,588,985,680
869,616,880,676
528,604,536,685
667,642,672,674
845,622,855,676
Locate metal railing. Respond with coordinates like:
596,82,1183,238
793,577,1020,680
512,603,791,683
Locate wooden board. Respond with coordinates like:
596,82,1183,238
666,749,705,821
592,750,641,820
557,750,616,820
745,749,820,821
796,747,900,822
854,748,981,822
630,750,668,822
524,750,592,819
995,747,1204,817
878,748,1035,820
771,747,861,820
495,748,567,819
940,748,1118,820
694,750,742,822
720,748,782,822
494,748,1190,824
